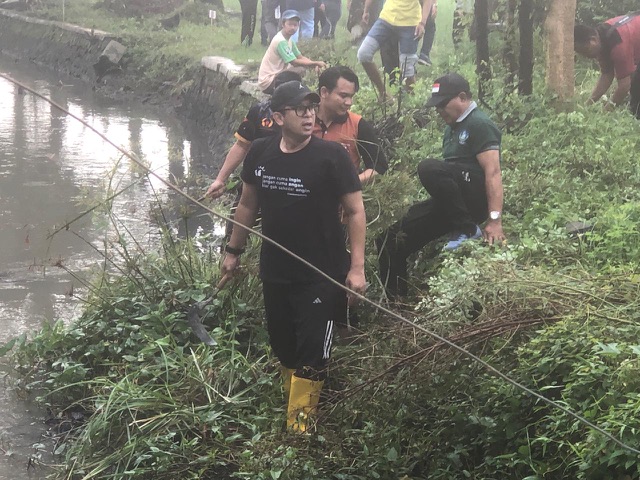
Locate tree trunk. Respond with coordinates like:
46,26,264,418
503,0,518,87
475,0,490,102
544,0,576,100
518,0,534,95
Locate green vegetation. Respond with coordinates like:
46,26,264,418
23,0,456,91
577,0,639,23
3,0,640,478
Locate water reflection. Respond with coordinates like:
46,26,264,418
0,55,220,479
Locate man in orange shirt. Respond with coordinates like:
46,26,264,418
314,66,388,185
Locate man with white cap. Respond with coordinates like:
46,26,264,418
377,72,505,299
219,80,366,432
258,10,327,93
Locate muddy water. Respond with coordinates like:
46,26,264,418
0,55,223,479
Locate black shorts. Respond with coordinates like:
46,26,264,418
262,280,347,377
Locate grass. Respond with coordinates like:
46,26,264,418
31,0,460,84
7,1,640,479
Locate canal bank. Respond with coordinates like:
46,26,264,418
0,48,228,479
0,10,248,476
0,8,263,164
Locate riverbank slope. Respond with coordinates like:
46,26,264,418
0,6,261,161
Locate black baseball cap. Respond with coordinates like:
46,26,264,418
425,73,471,107
270,81,320,112
273,70,303,90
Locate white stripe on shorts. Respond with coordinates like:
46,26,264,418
323,320,334,359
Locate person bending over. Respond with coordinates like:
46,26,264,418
205,70,302,200
575,12,640,118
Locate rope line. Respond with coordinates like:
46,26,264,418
2,71,637,456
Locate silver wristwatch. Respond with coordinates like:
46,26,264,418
489,210,501,221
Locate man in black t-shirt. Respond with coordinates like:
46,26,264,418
205,70,302,199
218,81,367,433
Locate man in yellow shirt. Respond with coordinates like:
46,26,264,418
357,0,434,100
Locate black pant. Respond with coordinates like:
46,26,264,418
263,280,346,380
261,0,283,45
380,40,400,85
240,0,258,45
419,8,436,57
377,159,488,298
630,62,640,119
314,0,341,38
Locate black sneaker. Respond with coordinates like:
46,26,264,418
418,54,432,66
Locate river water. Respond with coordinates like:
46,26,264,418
0,55,222,479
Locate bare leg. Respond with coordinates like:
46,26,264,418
361,61,388,101
404,75,415,93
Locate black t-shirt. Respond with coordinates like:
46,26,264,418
241,135,361,283
357,117,389,175
235,101,280,143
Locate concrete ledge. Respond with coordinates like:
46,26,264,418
240,80,267,101
201,55,266,103
0,10,122,86
0,9,115,41
202,56,246,83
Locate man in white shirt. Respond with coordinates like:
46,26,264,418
258,10,327,93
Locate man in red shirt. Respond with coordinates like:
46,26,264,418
575,12,640,118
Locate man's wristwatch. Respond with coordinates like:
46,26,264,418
225,245,245,255
489,210,502,221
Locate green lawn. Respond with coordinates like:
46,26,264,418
30,0,465,91
215,0,457,66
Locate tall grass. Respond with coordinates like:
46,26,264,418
7,1,640,478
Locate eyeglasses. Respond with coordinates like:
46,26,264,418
280,103,319,117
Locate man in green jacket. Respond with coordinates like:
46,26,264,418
378,72,505,298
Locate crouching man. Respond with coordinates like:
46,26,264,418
378,73,505,298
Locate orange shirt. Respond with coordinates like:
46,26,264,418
313,111,362,171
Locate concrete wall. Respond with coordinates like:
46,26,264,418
0,10,116,83
179,56,266,157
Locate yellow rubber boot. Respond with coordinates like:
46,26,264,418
281,367,295,396
287,375,324,432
